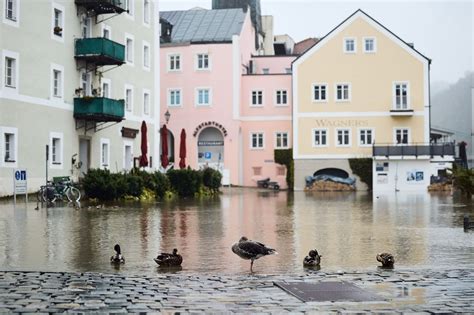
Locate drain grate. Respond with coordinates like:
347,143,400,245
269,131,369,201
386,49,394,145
274,281,383,302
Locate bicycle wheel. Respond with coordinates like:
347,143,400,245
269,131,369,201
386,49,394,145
36,188,46,202
66,186,81,202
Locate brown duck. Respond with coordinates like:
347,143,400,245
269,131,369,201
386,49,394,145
303,249,322,267
376,252,395,267
154,248,183,267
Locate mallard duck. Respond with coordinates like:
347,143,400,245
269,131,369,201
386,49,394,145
231,236,277,272
154,248,183,266
110,244,125,264
303,249,322,267
376,252,394,267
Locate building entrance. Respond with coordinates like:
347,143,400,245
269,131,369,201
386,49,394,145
197,127,224,171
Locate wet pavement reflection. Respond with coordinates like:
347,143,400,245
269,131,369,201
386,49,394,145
0,188,472,275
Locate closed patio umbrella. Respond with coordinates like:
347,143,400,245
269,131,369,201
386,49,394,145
161,124,169,168
139,120,148,167
179,128,186,169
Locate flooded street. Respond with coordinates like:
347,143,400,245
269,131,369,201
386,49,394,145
0,188,472,275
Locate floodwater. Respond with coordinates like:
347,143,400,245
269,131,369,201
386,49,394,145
0,188,473,275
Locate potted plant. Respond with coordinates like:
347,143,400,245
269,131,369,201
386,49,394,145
54,26,62,35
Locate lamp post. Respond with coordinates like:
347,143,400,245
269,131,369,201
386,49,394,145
164,110,171,124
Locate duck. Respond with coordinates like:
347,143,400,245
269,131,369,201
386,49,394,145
110,244,125,264
231,236,277,272
376,252,394,268
303,249,322,267
154,248,183,267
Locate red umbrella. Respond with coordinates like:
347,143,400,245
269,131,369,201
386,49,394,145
179,128,186,169
161,124,169,168
139,120,148,167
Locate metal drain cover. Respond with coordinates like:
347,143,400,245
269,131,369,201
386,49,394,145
274,281,383,302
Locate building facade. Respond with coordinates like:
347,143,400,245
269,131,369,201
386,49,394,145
0,0,160,196
292,10,453,192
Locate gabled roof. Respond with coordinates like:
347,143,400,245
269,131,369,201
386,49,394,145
293,9,431,66
160,8,246,44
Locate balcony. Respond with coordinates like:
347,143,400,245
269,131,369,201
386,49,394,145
75,38,125,66
373,143,455,158
74,97,125,122
75,0,126,15
390,109,414,116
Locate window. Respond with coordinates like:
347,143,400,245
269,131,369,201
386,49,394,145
395,128,409,144
143,91,150,115
196,53,209,70
275,90,287,106
168,89,181,106
359,129,373,146
143,0,150,24
313,129,327,147
53,69,62,97
394,83,409,109
250,132,264,149
251,90,263,106
4,57,15,87
125,0,134,17
336,129,351,146
125,87,133,111
275,132,288,149
1,127,17,166
262,68,269,74
103,26,110,39
81,17,91,38
125,37,134,64
313,84,327,102
168,54,180,71
335,83,350,101
53,8,63,37
5,0,17,21
102,80,110,98
196,88,210,106
80,71,91,96
101,139,110,168
4,133,14,161
143,43,150,69
344,38,356,53
52,137,61,164
364,37,376,53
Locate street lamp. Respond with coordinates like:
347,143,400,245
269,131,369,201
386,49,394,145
164,110,171,124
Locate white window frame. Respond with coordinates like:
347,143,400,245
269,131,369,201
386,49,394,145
312,83,328,103
0,126,18,167
334,83,351,102
143,0,150,26
393,81,410,110
51,2,64,42
125,0,134,19
195,87,211,106
142,41,150,71
3,0,19,27
343,37,356,53
195,53,210,71
81,16,92,39
167,88,182,107
312,128,328,147
49,132,63,169
100,138,110,169
124,84,134,112
123,140,133,171
275,89,288,106
394,127,411,145
363,37,376,53
250,90,264,107
336,128,351,147
79,70,92,96
2,50,19,91
143,89,150,115
167,53,181,72
50,63,64,100
250,132,265,149
102,78,111,98
102,24,112,39
358,128,374,147
275,132,289,149
125,33,134,65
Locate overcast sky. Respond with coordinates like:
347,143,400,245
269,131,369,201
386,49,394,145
159,0,473,85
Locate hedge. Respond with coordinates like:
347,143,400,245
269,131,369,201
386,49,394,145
274,149,293,190
348,158,373,190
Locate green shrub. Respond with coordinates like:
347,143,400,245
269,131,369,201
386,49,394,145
348,158,373,190
152,171,170,199
202,168,222,192
452,165,474,196
167,169,203,197
124,173,144,197
82,169,117,200
275,149,293,190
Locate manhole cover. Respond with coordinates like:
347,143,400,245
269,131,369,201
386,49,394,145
274,281,383,302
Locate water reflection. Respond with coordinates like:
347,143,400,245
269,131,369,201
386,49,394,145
0,189,472,275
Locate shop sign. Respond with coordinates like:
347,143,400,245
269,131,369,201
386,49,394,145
198,141,224,146
193,121,228,137
121,127,139,139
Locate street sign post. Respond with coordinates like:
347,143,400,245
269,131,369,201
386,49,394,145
13,169,28,204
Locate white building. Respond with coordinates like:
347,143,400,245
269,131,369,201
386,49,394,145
0,0,160,197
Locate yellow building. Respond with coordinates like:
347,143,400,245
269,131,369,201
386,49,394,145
292,10,453,192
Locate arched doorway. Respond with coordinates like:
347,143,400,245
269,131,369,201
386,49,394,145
314,168,349,178
197,127,224,171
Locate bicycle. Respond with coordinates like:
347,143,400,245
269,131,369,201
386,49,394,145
37,177,81,203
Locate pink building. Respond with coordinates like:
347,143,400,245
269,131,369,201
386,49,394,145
160,6,296,188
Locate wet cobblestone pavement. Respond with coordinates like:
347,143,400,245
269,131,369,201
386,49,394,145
1,269,473,314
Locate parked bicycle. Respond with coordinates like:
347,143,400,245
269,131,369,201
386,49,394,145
37,176,81,203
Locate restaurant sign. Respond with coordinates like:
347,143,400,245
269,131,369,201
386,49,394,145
198,141,224,146
193,121,228,137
